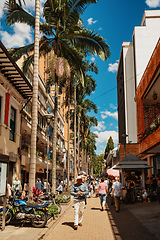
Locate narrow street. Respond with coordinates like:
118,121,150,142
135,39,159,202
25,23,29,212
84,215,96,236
42,197,114,240
1,197,160,240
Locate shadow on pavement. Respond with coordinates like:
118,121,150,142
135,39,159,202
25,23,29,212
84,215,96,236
106,197,157,240
61,221,74,229
91,207,101,211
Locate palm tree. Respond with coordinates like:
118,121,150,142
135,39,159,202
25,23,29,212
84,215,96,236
5,0,110,193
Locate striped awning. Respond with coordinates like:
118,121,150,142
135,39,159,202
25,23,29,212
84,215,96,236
0,41,32,99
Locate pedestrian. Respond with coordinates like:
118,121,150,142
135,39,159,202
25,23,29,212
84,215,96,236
56,182,63,194
43,179,48,193
97,178,108,211
88,181,93,198
12,176,22,196
36,178,42,191
70,175,89,230
111,177,123,212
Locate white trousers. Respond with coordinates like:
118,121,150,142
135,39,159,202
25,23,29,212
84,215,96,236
74,200,85,226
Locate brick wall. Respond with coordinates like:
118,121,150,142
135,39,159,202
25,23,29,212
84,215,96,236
136,38,160,154
119,143,139,161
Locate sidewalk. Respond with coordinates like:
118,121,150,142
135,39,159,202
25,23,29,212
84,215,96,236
0,202,71,240
106,197,159,240
43,197,115,240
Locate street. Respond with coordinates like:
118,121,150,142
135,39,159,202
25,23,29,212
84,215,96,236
1,196,160,240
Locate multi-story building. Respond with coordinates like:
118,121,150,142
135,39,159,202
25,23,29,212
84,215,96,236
117,10,160,160
0,41,32,185
136,38,160,177
16,54,65,185
39,53,77,180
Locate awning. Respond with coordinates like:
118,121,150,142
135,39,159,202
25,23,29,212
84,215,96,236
0,41,32,99
114,153,152,169
114,165,152,169
107,165,119,177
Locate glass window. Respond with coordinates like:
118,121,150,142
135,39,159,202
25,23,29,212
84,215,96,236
10,106,16,141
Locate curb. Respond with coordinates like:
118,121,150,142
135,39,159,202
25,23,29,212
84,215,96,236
36,197,74,240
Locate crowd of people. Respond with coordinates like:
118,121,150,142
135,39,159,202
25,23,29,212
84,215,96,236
6,176,65,200
70,174,123,230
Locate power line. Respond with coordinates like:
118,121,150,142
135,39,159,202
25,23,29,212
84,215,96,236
92,69,147,100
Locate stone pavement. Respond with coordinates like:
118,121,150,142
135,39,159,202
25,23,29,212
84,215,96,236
0,203,71,240
106,197,159,240
43,197,115,240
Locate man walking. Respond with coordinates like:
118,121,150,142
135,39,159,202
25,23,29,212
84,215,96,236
70,175,89,230
111,177,123,212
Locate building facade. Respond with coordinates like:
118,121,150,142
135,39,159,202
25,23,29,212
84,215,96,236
117,10,160,160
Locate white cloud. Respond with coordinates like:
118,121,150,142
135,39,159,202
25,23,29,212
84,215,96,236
146,0,160,8
0,0,5,18
94,130,118,144
98,27,102,31
90,56,95,62
93,121,106,131
101,110,118,120
108,60,119,73
0,23,33,48
87,18,98,25
109,103,117,110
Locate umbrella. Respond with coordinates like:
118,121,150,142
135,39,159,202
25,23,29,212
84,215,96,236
107,165,119,177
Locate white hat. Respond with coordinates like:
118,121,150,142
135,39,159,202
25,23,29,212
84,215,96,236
76,175,83,180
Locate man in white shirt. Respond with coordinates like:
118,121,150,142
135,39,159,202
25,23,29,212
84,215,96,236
111,177,123,212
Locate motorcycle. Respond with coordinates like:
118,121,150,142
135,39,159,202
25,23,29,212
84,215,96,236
0,196,49,228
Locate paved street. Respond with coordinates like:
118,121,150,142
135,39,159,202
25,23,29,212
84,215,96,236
107,197,159,240
43,197,114,240
1,197,160,240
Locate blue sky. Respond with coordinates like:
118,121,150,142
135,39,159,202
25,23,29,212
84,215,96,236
0,0,160,154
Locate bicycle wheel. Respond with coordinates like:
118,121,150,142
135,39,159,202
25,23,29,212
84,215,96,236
31,209,47,228
0,209,12,224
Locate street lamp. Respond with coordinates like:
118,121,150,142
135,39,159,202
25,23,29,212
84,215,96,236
121,133,128,157
43,113,53,192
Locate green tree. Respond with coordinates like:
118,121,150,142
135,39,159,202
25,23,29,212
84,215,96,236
92,153,104,177
104,136,114,159
6,0,110,193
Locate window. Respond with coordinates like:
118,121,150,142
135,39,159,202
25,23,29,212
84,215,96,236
10,106,16,141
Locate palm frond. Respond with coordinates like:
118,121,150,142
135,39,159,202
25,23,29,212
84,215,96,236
22,54,34,73
5,2,35,27
8,43,34,61
67,29,110,61
59,39,85,86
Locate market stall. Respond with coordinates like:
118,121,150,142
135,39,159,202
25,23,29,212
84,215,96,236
114,154,152,203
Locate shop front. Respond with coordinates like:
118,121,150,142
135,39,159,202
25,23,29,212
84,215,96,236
115,154,152,203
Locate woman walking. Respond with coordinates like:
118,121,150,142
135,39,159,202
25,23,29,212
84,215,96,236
97,178,108,211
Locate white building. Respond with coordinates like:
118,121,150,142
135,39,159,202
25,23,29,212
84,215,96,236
117,10,160,146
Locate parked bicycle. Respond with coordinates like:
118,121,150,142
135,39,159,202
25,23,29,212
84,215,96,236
0,195,48,228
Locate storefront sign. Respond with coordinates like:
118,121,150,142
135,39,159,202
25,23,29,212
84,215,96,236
0,163,7,196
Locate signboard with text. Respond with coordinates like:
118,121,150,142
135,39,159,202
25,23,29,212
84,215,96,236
0,163,7,196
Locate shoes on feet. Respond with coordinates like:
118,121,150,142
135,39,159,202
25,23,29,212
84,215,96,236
74,225,78,230
78,223,82,226
116,210,119,212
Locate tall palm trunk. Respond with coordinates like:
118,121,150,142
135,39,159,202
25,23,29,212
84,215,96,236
29,0,40,202
81,121,84,171
67,80,70,191
74,82,76,182
77,113,80,173
52,79,58,194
